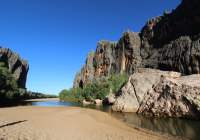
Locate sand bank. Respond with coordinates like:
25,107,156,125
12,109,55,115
0,106,178,140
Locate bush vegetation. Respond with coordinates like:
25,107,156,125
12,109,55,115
59,88,83,102
0,61,19,101
59,73,128,102
0,61,57,103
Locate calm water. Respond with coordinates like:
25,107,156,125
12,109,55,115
6,100,200,140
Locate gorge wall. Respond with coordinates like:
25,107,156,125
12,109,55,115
74,0,200,88
0,47,29,88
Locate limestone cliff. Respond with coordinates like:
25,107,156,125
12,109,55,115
0,47,29,88
74,32,141,87
140,0,200,74
74,0,200,88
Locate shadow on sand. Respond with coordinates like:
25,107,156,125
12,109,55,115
0,120,27,128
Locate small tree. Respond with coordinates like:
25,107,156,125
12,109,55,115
107,73,128,94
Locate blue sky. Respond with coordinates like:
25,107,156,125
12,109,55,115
0,0,180,94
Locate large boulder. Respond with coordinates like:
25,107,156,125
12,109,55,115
0,47,29,88
138,74,200,119
112,69,181,112
112,69,200,119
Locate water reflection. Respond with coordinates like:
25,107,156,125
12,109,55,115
0,101,32,107
74,103,200,140
31,100,80,107
108,111,200,140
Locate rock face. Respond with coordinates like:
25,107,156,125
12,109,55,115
112,69,200,119
112,69,181,112
140,0,200,50
0,47,29,88
103,93,116,105
74,32,141,87
138,75,200,119
74,0,200,88
71,0,200,119
138,74,200,119
140,0,200,74
73,51,95,88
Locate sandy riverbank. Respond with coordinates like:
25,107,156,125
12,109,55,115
25,98,59,102
0,106,178,140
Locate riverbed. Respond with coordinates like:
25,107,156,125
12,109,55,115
1,99,199,140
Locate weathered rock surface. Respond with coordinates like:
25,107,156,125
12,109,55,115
138,74,200,119
72,0,200,119
140,0,200,74
73,51,95,88
112,69,181,112
74,0,200,88
104,93,116,105
0,47,29,88
74,32,141,87
82,99,92,105
140,0,200,50
112,69,200,119
94,99,103,106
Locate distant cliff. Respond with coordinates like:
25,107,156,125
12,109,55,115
74,0,200,88
0,47,29,88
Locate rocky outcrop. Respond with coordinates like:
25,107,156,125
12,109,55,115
93,41,116,78
141,36,200,74
74,32,141,87
71,0,200,119
103,93,116,105
112,69,200,119
140,0,200,50
73,51,95,88
112,69,181,112
138,74,200,119
140,0,200,74
0,47,29,88
74,0,200,88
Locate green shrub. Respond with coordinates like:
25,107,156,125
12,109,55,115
59,73,128,102
108,73,128,93
71,79,110,101
59,88,83,102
